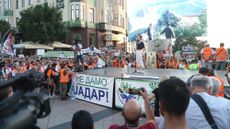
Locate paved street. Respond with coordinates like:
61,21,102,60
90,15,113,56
37,98,120,129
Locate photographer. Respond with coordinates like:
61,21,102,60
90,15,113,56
109,88,156,129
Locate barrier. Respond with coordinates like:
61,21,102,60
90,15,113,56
73,74,114,108
114,77,159,109
72,72,230,108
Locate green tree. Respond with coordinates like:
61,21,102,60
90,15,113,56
198,11,207,35
173,11,207,53
157,10,180,30
18,2,67,44
0,20,11,40
173,36,206,53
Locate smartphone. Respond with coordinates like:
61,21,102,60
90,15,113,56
128,88,144,95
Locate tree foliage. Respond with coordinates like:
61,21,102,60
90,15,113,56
173,11,207,52
173,36,206,53
157,10,180,30
18,3,67,44
0,20,11,39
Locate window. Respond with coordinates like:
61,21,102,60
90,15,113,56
114,14,118,26
81,5,84,20
122,0,124,9
121,17,124,27
16,0,19,9
75,4,80,19
89,34,95,46
3,0,6,9
28,0,31,6
0,2,1,12
71,5,75,20
89,8,94,22
22,0,25,7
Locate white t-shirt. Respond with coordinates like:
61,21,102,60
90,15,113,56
76,44,83,55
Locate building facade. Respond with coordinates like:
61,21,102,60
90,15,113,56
0,0,128,48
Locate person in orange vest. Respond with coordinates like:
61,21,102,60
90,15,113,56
207,69,225,97
215,43,228,70
59,64,70,100
47,63,57,98
200,43,215,69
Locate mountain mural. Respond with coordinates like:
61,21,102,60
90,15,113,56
127,0,207,41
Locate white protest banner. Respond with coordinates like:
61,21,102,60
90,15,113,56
115,78,159,109
74,74,114,108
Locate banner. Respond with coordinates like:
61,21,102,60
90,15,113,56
115,78,159,109
74,74,114,108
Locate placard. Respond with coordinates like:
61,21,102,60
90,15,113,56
74,74,114,108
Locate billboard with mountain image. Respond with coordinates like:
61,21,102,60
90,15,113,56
127,0,207,43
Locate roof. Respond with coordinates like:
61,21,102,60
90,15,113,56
14,41,53,50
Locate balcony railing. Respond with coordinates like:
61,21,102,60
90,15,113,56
104,34,120,41
87,22,96,29
99,23,126,34
68,20,86,28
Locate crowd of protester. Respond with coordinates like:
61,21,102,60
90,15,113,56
0,56,76,100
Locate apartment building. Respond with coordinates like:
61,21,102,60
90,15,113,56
0,0,128,48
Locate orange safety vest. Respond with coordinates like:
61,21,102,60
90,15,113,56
59,69,69,83
216,47,227,61
216,76,224,97
209,76,224,97
202,48,213,61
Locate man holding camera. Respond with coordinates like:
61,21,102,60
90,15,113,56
109,88,156,129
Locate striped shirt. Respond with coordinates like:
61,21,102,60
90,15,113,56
185,92,230,129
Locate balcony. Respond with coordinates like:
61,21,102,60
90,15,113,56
104,34,120,41
69,20,86,28
86,22,96,29
112,26,126,34
99,23,126,34
4,10,13,17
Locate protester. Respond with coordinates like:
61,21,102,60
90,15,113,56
47,63,57,97
71,110,94,129
207,69,225,97
186,76,230,129
135,34,145,73
158,78,190,129
59,64,70,100
188,59,199,70
200,43,215,69
109,88,156,129
225,64,230,85
215,43,227,70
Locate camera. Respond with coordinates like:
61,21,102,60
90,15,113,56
128,88,144,95
0,70,51,129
